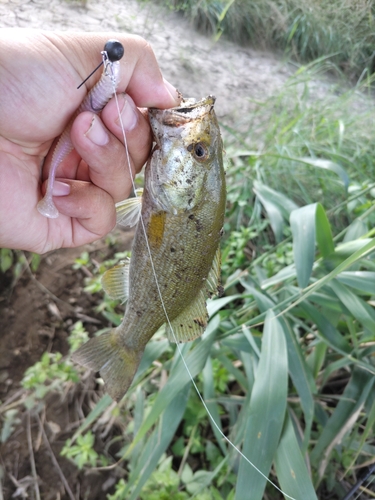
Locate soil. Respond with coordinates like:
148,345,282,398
0,1,336,498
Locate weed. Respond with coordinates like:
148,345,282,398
61,431,107,469
22,352,79,405
162,0,375,80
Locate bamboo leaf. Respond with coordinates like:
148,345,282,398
135,339,169,381
336,271,375,294
127,384,190,500
296,157,349,190
254,190,284,242
290,203,317,288
329,279,375,332
207,295,242,318
71,394,112,443
269,238,375,320
280,319,315,452
254,181,298,242
253,181,299,218
124,315,220,456
310,368,375,472
203,357,227,456
274,414,318,500
235,310,288,500
300,301,351,355
315,203,334,257
239,283,315,447
288,202,333,288
343,218,368,242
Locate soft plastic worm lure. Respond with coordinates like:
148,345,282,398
37,39,124,218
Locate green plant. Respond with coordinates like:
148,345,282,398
160,0,375,81
67,321,90,352
61,432,103,469
0,410,21,443
22,352,79,404
0,249,41,276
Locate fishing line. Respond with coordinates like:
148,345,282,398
109,64,297,500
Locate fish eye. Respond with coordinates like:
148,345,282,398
190,142,208,161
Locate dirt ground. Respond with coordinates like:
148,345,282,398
0,0,334,498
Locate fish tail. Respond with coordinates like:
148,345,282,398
72,329,142,402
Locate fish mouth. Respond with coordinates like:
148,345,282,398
149,95,216,128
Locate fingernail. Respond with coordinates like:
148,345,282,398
116,94,138,131
52,181,70,196
85,116,109,146
163,78,181,105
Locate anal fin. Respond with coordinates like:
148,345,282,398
206,246,224,297
166,288,208,343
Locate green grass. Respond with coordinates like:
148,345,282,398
160,0,375,81
223,61,375,244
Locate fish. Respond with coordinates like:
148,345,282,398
72,95,226,402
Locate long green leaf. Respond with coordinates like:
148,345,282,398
71,394,112,442
280,319,315,452
336,271,375,294
254,181,298,242
253,180,299,218
124,315,220,457
240,283,316,447
315,203,334,257
296,157,349,190
290,204,317,288
300,301,351,355
311,368,375,471
127,384,190,500
203,356,227,456
290,203,334,288
235,310,288,500
329,279,375,333
273,238,375,319
274,413,318,500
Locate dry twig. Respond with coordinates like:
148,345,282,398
36,413,76,500
26,412,41,500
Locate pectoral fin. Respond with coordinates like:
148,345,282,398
101,259,130,302
116,188,143,227
166,288,208,343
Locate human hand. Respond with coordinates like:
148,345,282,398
0,28,180,253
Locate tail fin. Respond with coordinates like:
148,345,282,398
72,329,142,402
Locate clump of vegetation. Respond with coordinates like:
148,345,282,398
161,0,375,80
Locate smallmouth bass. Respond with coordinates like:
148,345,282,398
72,96,226,401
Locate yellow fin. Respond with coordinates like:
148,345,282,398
206,246,224,297
116,188,143,227
101,259,130,301
166,288,208,343
72,329,143,402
